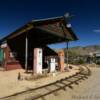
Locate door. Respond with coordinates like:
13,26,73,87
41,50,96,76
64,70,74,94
0,48,4,66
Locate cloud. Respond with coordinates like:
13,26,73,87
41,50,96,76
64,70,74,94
93,29,100,33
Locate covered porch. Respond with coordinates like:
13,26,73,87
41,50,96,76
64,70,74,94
0,16,78,74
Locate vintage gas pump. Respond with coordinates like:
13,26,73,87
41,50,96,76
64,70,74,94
33,48,42,74
50,57,56,72
58,50,65,72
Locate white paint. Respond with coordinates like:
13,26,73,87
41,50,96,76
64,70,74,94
50,58,56,72
34,48,42,74
1,43,7,48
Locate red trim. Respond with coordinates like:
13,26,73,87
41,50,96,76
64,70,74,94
6,63,22,70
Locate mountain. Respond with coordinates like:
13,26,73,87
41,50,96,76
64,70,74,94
67,45,100,55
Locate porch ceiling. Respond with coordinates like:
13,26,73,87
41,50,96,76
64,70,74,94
28,28,68,46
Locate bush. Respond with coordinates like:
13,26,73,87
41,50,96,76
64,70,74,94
77,59,85,64
96,61,100,65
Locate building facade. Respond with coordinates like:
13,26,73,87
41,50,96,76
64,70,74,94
0,16,78,74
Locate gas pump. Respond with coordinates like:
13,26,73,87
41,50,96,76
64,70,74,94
34,48,42,74
50,57,56,72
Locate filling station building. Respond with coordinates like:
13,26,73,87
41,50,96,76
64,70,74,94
0,16,78,74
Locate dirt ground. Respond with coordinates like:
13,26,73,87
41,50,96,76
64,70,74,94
0,65,79,98
44,67,100,100
39,67,100,100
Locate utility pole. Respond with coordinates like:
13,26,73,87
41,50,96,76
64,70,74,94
66,41,69,67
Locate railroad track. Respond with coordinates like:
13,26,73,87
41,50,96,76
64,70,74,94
0,66,91,100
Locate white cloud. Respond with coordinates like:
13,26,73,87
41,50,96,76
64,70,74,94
93,29,100,33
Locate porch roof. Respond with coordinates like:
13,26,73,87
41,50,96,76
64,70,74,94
0,16,78,45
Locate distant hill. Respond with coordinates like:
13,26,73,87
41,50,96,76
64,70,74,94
67,45,100,55
53,45,100,64
54,45,100,56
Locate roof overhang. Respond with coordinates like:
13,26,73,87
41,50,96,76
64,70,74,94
0,16,78,45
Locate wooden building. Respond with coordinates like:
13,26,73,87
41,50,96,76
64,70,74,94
0,16,78,74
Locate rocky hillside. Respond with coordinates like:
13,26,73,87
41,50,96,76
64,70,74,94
67,45,100,55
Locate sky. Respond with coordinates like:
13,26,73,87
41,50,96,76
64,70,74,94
0,0,100,48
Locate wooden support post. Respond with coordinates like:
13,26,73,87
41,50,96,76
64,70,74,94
25,35,28,72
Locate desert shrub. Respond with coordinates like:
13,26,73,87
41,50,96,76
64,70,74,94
78,59,85,64
96,61,100,65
